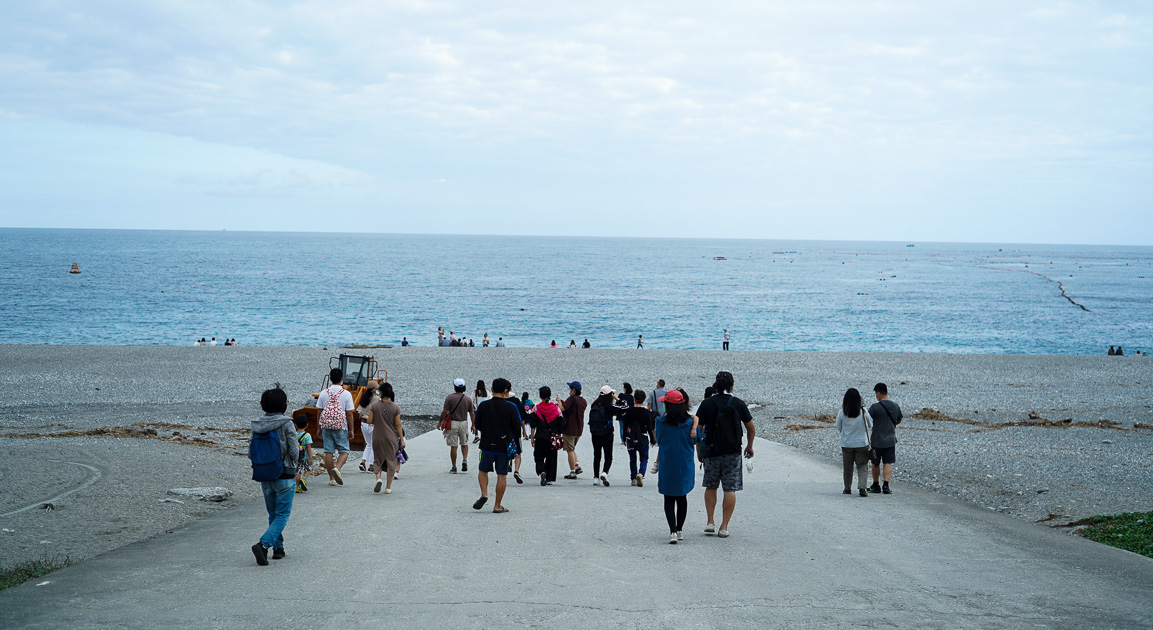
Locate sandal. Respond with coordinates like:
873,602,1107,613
492,507,509,513
359,461,367,472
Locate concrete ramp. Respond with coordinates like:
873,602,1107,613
2,432,1150,628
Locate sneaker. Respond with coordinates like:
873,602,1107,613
564,473,577,480
513,471,523,484
705,523,716,534
669,533,678,544
575,466,583,475
635,474,644,488
651,463,658,474
393,472,399,479
677,531,684,541
631,478,637,486
295,486,303,493
461,461,468,472
328,479,337,486
449,467,457,474
374,479,382,493
384,488,392,494
718,529,729,538
299,478,307,492
472,436,480,444
600,475,610,487
540,473,548,486
272,547,286,560
859,489,868,497
359,461,367,472
331,467,343,486
868,484,882,493
251,543,269,566
882,485,892,495
593,477,602,486
473,496,488,510
546,481,554,485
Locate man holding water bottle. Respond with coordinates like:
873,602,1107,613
696,371,755,539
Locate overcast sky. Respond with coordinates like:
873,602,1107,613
1,1,1150,244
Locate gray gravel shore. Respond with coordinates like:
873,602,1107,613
2,345,1151,571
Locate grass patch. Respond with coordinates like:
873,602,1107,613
1077,510,1153,559
0,554,71,591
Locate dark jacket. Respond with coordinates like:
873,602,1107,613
562,394,587,436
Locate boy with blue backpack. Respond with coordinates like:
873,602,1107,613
249,384,299,566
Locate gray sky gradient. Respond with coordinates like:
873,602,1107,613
1,1,1150,244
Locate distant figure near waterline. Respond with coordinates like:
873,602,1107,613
723,329,730,351
582,339,591,349
1108,346,1115,356
637,334,644,349
495,337,506,347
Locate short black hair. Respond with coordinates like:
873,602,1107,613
657,379,665,387
455,383,467,393
492,378,512,394
634,389,646,404
330,367,343,384
874,383,888,395
713,371,734,393
293,414,309,429
261,383,288,414
539,385,552,400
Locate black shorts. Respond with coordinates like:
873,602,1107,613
870,446,896,465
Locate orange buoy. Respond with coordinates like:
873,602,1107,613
69,263,81,274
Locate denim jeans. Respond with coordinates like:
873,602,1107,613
628,437,650,478
260,477,295,548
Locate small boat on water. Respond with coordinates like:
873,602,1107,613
69,263,81,274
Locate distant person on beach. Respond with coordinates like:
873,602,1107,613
529,386,564,485
582,339,591,349
550,340,558,348
317,367,355,487
356,381,379,473
1108,346,1115,356
483,333,489,347
569,340,577,348
637,334,644,349
250,384,298,565
655,388,697,544
473,378,519,513
697,371,755,538
449,331,457,345
401,337,409,347
1116,346,1124,356
438,327,444,345
368,382,404,494
622,389,654,486
867,383,902,495
836,387,873,498
293,414,313,492
589,386,623,486
560,381,587,479
472,380,490,443
442,378,475,474
210,337,217,346
723,329,730,351
496,337,505,347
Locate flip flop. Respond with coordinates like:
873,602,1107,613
492,507,509,513
472,496,488,510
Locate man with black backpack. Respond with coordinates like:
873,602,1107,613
695,371,754,539
249,384,299,566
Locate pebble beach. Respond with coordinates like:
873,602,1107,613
2,345,1152,570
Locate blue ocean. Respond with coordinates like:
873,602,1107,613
1,228,1149,354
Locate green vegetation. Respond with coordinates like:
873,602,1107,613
1078,510,1153,559
0,554,71,591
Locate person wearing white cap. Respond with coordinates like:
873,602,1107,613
442,378,476,474
588,385,624,486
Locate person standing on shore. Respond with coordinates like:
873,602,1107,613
696,371,755,538
655,389,697,544
483,333,489,347
496,337,505,347
560,381,587,479
250,384,299,565
723,329,730,351
368,382,404,494
442,378,475,474
836,388,873,498
622,389,654,486
589,386,623,486
529,386,563,485
317,368,355,486
867,383,902,494
473,378,519,513
438,327,444,346
637,334,644,349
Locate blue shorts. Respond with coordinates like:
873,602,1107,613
321,428,350,454
479,451,510,476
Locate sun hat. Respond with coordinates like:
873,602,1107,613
452,378,466,388
658,390,685,404
599,385,615,395
566,381,582,392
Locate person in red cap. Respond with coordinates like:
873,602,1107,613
654,388,698,543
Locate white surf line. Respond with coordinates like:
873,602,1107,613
0,461,103,518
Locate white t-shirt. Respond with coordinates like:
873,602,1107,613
317,385,355,414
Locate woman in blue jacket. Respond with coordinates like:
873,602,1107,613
655,389,698,544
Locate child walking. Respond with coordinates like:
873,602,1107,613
294,415,313,492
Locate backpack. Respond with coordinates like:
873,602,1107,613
319,386,347,430
705,396,744,456
250,427,284,481
588,403,612,435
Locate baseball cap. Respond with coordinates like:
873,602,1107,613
658,389,685,404
452,378,466,388
566,381,582,391
599,385,615,395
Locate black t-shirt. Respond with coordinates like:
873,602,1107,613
622,407,654,443
696,394,753,439
475,397,522,454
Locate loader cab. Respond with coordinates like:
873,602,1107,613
293,354,387,449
